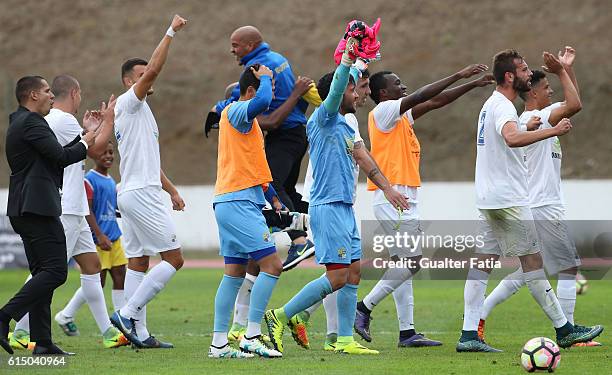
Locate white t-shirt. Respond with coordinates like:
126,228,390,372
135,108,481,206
521,102,564,207
475,90,529,209
46,108,89,216
114,86,162,195
371,99,419,206
303,113,361,204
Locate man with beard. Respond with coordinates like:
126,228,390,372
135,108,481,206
479,47,600,347
457,49,603,352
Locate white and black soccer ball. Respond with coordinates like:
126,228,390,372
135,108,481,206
521,337,561,373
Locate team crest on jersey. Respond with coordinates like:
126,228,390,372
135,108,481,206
344,136,354,156
337,247,347,259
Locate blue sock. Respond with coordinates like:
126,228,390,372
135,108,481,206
213,275,244,332
337,283,359,337
248,272,279,324
283,274,333,319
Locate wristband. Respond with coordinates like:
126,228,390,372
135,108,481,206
166,26,175,38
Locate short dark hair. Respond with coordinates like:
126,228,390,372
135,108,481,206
121,58,148,80
239,63,263,95
316,71,355,101
519,70,546,101
15,76,46,105
361,68,370,79
368,70,392,104
51,74,79,99
493,49,523,85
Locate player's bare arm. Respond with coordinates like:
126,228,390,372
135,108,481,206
134,14,187,100
84,198,112,250
400,64,488,115
411,73,495,120
161,168,185,211
502,118,572,147
558,46,579,97
353,142,409,210
542,52,581,125
258,76,313,131
84,94,117,158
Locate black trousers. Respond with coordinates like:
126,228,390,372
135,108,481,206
265,125,309,213
1,215,68,343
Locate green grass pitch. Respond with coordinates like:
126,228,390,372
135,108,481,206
0,268,609,374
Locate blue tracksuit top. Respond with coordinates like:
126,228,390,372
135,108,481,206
215,42,308,130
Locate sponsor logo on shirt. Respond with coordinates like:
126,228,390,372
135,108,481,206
115,131,122,142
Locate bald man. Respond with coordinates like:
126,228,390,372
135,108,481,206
215,26,312,216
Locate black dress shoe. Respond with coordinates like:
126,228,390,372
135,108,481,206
0,320,13,354
32,343,75,356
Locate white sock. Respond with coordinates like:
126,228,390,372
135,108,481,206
363,267,413,310
245,321,261,338
14,314,29,332
305,300,322,316
14,275,32,332
124,268,150,340
61,287,86,318
557,273,577,325
481,268,525,320
121,261,176,319
392,279,414,331
523,269,567,328
322,290,338,334
462,269,489,331
233,274,255,326
81,273,112,333
212,332,228,347
112,289,126,312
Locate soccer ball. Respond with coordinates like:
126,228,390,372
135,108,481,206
576,273,588,295
521,337,560,373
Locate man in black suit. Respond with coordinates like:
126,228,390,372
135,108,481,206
0,76,96,355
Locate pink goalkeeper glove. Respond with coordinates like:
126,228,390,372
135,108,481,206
334,18,382,65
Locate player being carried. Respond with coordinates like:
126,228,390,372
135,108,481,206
110,14,188,349
479,47,600,347
208,63,285,359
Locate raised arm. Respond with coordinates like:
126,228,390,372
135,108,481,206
502,118,572,148
541,52,581,126
400,64,488,115
411,74,495,120
323,38,358,115
558,46,579,97
352,142,409,210
246,65,274,121
83,95,117,158
258,76,313,131
133,15,187,100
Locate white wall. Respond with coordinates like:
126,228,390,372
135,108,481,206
2,180,612,250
